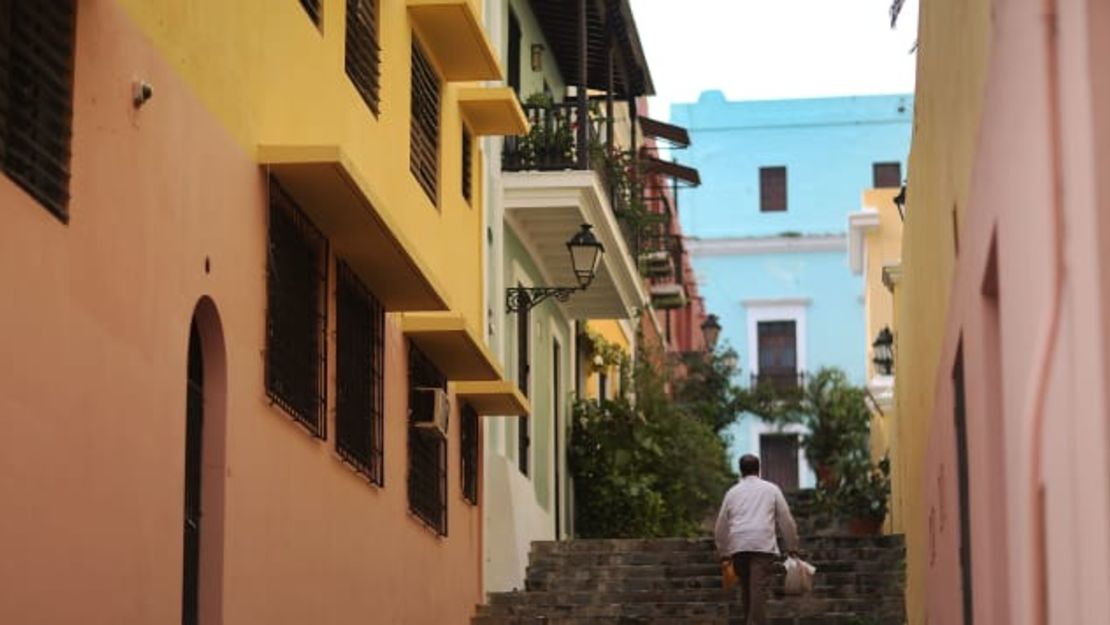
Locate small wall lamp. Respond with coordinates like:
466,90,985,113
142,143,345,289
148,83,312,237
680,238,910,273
531,44,545,71
893,184,907,222
872,326,895,375
701,314,722,351
506,224,604,314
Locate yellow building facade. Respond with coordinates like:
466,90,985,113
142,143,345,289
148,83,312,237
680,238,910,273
895,0,992,621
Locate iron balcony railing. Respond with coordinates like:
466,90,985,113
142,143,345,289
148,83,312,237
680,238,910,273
502,101,596,172
751,370,807,395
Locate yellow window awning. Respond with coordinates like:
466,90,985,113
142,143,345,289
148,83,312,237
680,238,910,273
258,144,449,312
399,312,503,381
409,0,503,81
454,380,531,416
459,87,529,136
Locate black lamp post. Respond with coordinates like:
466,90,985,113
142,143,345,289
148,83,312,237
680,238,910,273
872,326,895,375
701,313,722,351
893,184,907,222
506,224,605,313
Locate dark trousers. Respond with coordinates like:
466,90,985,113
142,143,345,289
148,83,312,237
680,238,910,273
731,551,776,625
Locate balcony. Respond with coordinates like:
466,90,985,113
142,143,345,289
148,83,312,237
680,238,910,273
501,101,647,319
751,370,808,396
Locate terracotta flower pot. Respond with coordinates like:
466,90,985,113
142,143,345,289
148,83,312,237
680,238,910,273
847,516,884,536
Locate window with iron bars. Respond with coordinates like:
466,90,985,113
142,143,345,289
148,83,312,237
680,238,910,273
0,1,77,222
299,0,322,27
461,403,479,505
335,260,385,485
265,178,328,437
345,0,380,115
410,38,440,204
408,344,448,535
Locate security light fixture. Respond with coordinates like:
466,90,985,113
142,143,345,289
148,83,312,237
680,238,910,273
872,326,895,376
893,184,907,222
506,224,605,314
701,314,722,351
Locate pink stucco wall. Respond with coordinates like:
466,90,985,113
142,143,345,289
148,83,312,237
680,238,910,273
0,3,483,624
920,0,1110,622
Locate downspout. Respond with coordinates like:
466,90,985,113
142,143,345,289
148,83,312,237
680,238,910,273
1029,0,1064,622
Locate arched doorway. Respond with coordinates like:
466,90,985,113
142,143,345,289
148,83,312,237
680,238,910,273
183,320,203,625
183,297,227,625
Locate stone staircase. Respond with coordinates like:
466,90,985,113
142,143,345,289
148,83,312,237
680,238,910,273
472,491,906,625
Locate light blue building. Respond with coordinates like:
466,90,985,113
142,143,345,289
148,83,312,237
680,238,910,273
671,91,912,490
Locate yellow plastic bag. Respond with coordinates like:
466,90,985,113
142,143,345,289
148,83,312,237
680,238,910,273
782,555,816,595
721,558,739,590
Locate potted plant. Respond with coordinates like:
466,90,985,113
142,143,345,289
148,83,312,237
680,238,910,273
834,453,891,535
798,369,871,490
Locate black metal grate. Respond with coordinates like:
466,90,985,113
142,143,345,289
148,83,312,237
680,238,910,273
873,162,901,188
299,0,322,26
345,0,380,115
461,128,473,203
760,166,787,212
265,178,328,438
461,403,479,505
335,260,385,485
0,1,77,222
410,39,440,204
408,344,448,535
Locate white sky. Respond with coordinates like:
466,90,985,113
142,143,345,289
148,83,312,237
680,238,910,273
629,0,919,120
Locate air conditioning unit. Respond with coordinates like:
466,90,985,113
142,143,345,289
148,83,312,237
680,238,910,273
410,387,450,437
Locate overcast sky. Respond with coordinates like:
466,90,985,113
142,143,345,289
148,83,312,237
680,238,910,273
629,0,919,120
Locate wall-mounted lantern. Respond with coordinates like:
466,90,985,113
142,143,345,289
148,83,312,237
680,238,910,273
506,224,604,314
530,44,545,71
893,184,907,222
872,326,895,375
701,313,722,351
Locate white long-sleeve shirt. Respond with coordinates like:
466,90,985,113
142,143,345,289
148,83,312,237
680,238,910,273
714,476,799,557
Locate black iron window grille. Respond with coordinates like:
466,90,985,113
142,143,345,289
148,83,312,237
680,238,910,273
335,260,385,485
410,39,440,204
759,166,787,212
461,127,473,203
0,0,77,222
408,344,448,535
461,403,479,505
345,0,380,115
299,0,322,27
265,178,329,438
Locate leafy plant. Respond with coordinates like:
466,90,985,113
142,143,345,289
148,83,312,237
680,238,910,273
832,452,891,521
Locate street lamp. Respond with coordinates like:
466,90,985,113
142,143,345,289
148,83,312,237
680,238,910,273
506,224,605,313
701,313,722,351
872,326,895,375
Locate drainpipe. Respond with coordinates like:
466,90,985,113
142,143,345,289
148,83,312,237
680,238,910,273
1029,0,1064,622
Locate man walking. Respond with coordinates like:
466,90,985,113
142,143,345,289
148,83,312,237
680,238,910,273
714,454,800,625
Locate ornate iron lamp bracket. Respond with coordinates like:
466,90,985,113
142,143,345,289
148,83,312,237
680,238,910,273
506,286,580,314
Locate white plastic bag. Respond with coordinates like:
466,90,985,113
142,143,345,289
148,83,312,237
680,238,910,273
782,555,817,595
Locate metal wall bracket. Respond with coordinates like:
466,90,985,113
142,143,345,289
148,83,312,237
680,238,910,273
506,286,580,314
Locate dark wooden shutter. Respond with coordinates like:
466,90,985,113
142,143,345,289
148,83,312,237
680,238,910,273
507,10,521,95
461,128,473,203
760,433,799,492
517,300,530,475
461,403,478,505
410,40,440,204
759,166,787,212
345,0,380,115
757,320,798,390
0,0,77,221
873,162,901,188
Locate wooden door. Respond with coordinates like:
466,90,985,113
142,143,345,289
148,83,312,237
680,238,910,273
760,433,799,492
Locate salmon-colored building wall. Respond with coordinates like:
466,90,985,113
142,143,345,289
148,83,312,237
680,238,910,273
0,3,482,624
906,0,1110,622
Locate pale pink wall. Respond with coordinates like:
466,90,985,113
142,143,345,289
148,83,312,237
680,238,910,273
921,0,1110,623
0,2,482,624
